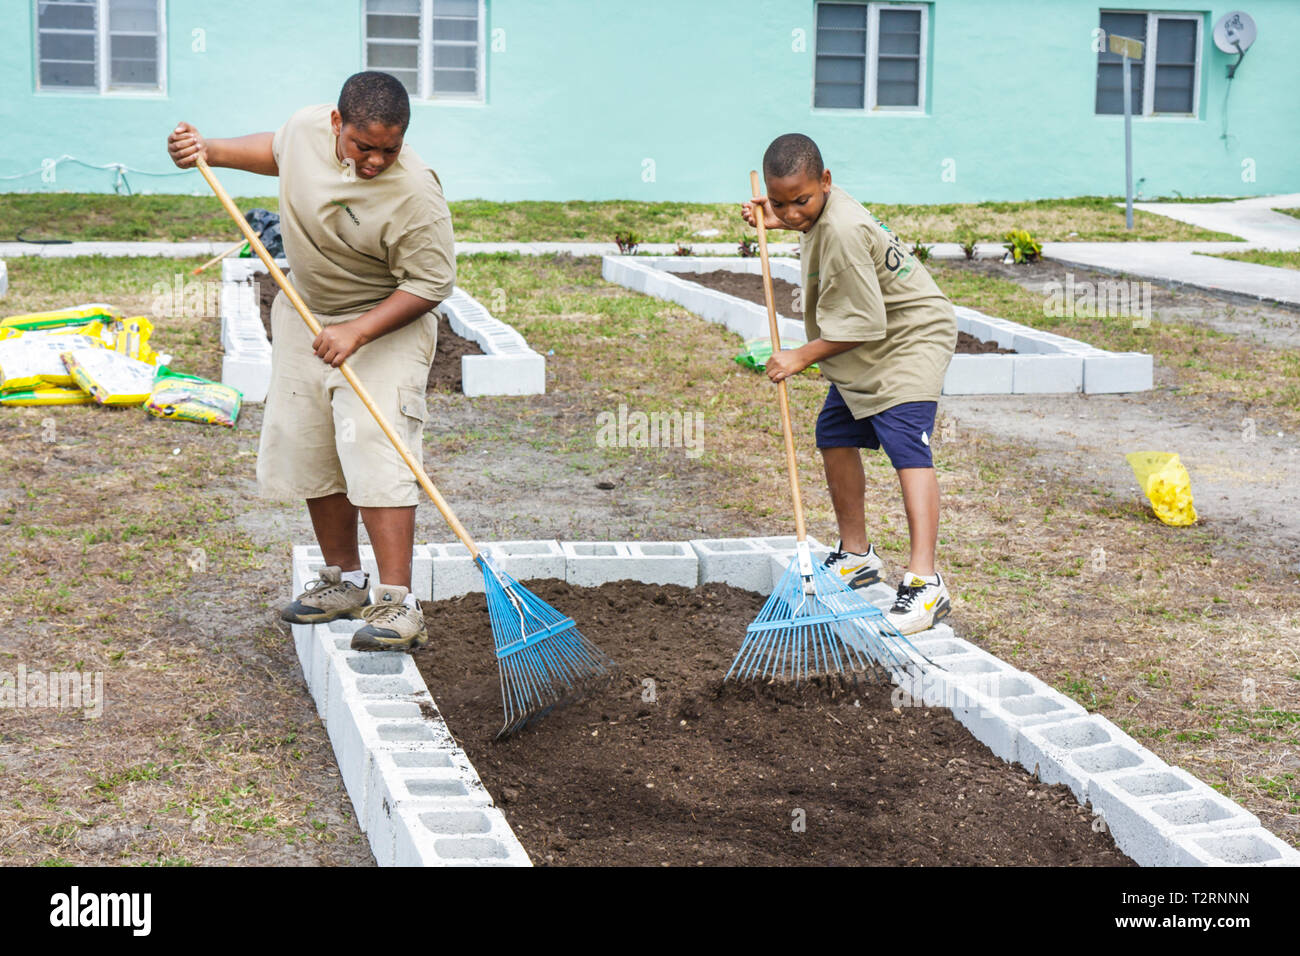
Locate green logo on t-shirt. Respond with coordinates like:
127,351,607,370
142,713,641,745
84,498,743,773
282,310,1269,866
331,200,360,226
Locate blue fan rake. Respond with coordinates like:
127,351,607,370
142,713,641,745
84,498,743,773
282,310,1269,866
480,555,617,738
727,545,929,683
197,156,616,738
726,170,928,685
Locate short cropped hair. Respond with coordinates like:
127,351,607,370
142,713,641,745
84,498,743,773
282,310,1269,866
338,71,411,132
763,133,825,180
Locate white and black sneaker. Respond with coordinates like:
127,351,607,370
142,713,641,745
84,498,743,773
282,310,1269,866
822,541,885,589
886,571,951,635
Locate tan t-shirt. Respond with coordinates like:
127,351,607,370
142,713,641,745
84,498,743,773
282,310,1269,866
800,185,956,418
272,104,456,316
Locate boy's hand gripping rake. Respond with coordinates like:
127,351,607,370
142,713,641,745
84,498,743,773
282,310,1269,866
725,170,929,684
195,156,615,737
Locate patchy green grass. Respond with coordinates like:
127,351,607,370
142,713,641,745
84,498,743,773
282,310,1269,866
0,192,1238,244
1200,249,1300,271
1272,208,1300,222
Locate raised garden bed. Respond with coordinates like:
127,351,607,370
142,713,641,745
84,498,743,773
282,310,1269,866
679,269,1016,355
221,258,544,400
602,256,1152,394
255,269,483,392
414,579,1133,867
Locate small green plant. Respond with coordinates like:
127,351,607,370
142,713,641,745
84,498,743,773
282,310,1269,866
910,240,933,262
1003,229,1042,264
956,228,979,260
614,231,640,255
737,236,758,257
673,242,694,256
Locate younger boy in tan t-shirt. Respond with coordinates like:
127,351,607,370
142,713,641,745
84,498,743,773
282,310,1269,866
743,133,957,635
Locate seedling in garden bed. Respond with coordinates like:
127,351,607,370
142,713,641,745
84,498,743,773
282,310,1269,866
673,242,694,256
615,231,640,255
737,235,758,257
910,240,934,263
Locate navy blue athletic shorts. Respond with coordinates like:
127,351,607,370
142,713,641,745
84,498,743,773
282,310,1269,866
815,385,937,469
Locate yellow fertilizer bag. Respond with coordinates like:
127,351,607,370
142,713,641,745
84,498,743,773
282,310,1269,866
145,368,242,427
0,384,94,406
61,348,158,406
1126,451,1197,527
1,303,122,333
0,335,107,390
110,316,159,364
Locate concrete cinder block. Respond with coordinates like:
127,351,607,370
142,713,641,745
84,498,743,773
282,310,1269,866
1017,714,1165,802
1012,354,1083,393
427,541,481,600
363,753,497,867
561,541,634,587
461,353,545,397
942,354,1016,394
392,804,532,867
221,352,270,403
940,669,1087,764
484,539,565,583
694,537,775,593
1167,827,1300,867
1083,351,1154,394
1090,768,1261,866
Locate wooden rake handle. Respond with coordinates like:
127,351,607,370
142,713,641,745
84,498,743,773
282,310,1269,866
195,156,482,559
750,169,808,543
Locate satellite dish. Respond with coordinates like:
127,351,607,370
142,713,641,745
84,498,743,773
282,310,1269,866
1213,11,1257,53
1213,12,1257,78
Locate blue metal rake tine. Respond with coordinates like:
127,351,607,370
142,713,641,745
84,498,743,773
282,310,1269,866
477,554,617,738
727,555,931,683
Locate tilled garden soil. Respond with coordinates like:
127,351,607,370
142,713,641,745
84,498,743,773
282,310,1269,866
681,269,1014,353
414,580,1132,867
256,270,481,390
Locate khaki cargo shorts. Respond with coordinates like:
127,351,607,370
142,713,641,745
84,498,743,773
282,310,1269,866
256,291,438,508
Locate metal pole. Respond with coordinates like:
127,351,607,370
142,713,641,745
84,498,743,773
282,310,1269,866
1123,52,1134,230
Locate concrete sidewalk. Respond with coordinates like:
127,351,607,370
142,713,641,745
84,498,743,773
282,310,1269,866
1038,196,1300,308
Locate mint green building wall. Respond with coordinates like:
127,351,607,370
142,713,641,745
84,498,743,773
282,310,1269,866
1,0,1295,202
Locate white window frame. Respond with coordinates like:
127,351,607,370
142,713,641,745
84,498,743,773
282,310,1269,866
363,0,486,104
812,1,928,114
1099,9,1201,118
34,0,167,96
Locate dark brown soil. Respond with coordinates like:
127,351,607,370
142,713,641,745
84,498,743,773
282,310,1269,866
682,269,1015,354
956,330,1015,354
255,269,482,391
414,579,1133,867
686,269,802,317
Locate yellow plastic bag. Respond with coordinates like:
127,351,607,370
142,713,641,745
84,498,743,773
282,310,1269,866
1,303,122,332
1126,451,1197,526
0,384,94,406
0,335,107,390
61,348,158,406
110,316,160,364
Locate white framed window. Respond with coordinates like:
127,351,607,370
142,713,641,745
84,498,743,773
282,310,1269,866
35,0,165,93
364,0,485,102
1096,10,1201,117
813,2,927,112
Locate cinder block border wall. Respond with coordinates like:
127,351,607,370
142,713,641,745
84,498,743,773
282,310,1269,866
292,539,1298,868
600,255,1153,396
219,260,544,401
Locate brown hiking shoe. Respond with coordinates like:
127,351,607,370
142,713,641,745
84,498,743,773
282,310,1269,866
350,585,429,652
280,566,370,624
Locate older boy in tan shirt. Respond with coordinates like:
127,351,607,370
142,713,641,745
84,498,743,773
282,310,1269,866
168,72,455,650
